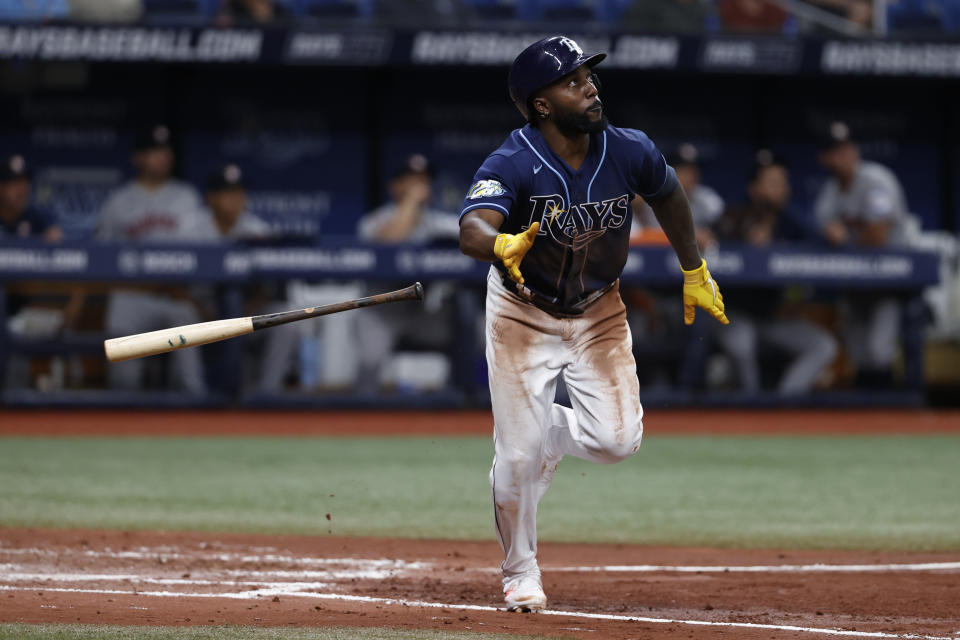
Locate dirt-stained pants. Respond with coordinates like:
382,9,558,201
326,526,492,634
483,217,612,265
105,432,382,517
485,267,644,584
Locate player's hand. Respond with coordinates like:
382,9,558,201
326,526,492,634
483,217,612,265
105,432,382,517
681,259,729,326
494,222,540,284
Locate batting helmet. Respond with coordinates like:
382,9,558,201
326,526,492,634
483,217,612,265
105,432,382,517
508,36,606,120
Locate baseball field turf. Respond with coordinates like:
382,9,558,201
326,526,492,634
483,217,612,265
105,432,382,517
1,434,958,549
2,427,958,639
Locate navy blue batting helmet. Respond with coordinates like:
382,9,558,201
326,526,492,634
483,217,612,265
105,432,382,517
508,36,606,120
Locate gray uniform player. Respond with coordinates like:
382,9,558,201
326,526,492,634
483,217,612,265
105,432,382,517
355,154,460,390
458,37,728,612
815,122,908,383
194,164,299,394
714,151,838,394
97,125,209,394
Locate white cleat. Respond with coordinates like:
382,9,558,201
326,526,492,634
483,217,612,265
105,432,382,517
503,574,547,612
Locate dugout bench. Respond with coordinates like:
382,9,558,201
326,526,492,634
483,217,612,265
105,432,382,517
0,241,940,408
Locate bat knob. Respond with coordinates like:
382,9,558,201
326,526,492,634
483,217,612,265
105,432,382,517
414,282,424,300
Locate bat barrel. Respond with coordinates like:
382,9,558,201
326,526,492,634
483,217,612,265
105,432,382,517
104,318,254,362
104,283,423,363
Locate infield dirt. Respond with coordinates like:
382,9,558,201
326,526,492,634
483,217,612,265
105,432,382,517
2,528,958,639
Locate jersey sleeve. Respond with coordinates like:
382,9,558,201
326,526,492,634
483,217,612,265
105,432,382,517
461,152,519,222
621,129,678,204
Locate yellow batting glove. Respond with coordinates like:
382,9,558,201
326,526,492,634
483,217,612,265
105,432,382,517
681,258,729,326
494,222,540,284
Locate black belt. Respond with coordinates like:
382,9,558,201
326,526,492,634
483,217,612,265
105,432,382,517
500,273,616,319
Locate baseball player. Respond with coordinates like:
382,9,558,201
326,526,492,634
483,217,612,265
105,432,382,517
195,163,299,394
97,124,209,394
0,154,62,242
459,36,729,612
355,154,461,389
814,121,910,386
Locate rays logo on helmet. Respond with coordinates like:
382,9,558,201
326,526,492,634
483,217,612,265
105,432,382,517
558,37,583,55
468,179,506,199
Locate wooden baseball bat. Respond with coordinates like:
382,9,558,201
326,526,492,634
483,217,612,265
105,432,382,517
103,282,424,363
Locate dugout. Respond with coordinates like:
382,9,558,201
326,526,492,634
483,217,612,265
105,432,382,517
0,22,957,407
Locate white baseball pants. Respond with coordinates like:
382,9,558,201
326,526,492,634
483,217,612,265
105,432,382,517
485,267,644,582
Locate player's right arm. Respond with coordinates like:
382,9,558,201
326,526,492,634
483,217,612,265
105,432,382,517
459,208,505,262
459,156,540,284
460,209,540,284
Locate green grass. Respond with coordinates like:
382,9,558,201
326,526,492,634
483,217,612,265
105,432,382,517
0,624,565,640
0,435,958,550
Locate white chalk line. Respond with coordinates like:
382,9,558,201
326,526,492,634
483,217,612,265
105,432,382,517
2,565,402,583
1,572,334,590
3,547,959,574
0,584,953,640
1,563,412,583
0,547,427,569
549,562,960,573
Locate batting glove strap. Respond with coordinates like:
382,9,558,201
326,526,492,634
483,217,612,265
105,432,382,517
493,233,511,260
681,259,708,284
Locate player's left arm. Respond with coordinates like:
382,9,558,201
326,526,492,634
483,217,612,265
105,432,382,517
626,129,728,326
650,183,729,326
649,185,700,271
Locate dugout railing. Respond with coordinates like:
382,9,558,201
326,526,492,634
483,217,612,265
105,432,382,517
0,241,939,408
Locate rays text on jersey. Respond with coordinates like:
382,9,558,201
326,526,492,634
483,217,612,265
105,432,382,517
527,193,630,250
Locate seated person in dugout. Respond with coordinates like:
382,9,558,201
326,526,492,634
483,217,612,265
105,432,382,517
97,124,210,394
0,153,68,389
196,164,299,394
814,121,910,387
712,149,837,395
354,154,461,391
0,154,62,242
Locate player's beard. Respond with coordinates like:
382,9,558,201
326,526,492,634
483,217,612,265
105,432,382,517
553,103,607,136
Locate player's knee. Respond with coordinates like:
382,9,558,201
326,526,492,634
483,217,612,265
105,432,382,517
494,442,541,469
595,416,643,463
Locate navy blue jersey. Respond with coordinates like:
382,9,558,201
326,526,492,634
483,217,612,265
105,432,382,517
462,123,677,312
